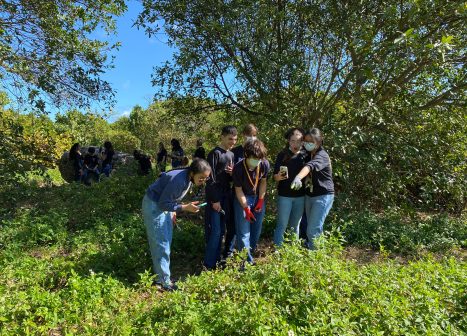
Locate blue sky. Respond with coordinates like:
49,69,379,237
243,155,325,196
100,1,175,121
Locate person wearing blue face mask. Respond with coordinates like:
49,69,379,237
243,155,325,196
232,138,269,264
291,128,334,249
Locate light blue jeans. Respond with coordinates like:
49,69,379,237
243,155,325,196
142,194,173,285
273,196,305,246
305,194,334,249
234,196,265,263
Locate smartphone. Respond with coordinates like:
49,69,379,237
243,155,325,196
279,166,289,178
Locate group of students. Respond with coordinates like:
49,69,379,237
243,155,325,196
68,141,115,185
141,124,334,291
156,138,207,173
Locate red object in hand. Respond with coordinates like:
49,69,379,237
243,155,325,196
254,198,264,212
243,207,256,223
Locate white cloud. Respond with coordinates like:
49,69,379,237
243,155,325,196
120,109,131,117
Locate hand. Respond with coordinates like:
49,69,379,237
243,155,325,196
243,207,256,223
254,198,264,212
225,164,233,176
172,212,177,225
212,202,222,212
273,173,287,181
290,176,303,190
184,201,200,213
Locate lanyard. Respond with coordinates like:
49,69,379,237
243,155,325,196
243,159,260,192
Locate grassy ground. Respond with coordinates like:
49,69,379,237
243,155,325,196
0,169,465,335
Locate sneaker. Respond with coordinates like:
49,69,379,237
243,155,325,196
161,282,178,292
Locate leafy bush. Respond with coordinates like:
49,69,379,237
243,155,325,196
328,207,467,254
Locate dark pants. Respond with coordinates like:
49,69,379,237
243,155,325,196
223,189,236,258
204,191,232,269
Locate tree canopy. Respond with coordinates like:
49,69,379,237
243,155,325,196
0,0,126,111
137,0,466,124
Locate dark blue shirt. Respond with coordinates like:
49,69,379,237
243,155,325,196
273,149,307,197
305,147,334,197
205,147,234,203
171,148,184,168
231,145,244,164
233,159,270,196
146,168,192,213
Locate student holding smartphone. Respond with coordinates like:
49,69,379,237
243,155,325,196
272,128,308,246
142,159,211,291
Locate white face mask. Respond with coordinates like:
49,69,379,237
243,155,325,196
246,136,257,141
304,142,316,152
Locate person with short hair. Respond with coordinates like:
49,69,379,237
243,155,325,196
291,128,334,249
232,138,269,264
273,128,307,247
142,159,211,291
204,126,237,269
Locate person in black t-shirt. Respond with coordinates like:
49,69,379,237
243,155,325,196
134,150,153,176
225,123,258,259
100,141,114,177
290,128,334,249
272,128,307,247
193,139,206,160
232,138,269,264
156,142,168,172
82,147,100,185
204,126,237,269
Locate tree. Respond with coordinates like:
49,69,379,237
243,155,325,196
137,0,466,124
0,0,126,112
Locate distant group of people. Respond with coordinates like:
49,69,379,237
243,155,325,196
68,141,115,185
141,124,335,291
155,138,206,173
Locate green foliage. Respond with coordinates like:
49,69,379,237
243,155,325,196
0,168,465,335
328,208,467,255
137,0,466,121
0,0,126,111
0,108,72,189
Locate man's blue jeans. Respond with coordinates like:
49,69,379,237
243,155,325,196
204,192,232,269
273,196,305,246
305,194,334,249
142,194,173,285
234,195,265,263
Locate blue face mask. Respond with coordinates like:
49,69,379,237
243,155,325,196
247,158,261,168
304,142,316,152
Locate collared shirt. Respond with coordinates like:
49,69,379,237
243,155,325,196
305,147,334,197
146,168,192,213
233,159,270,196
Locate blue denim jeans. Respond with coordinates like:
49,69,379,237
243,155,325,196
223,189,236,258
305,194,334,249
204,192,232,269
273,196,305,246
234,195,265,263
102,163,112,177
142,194,173,285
